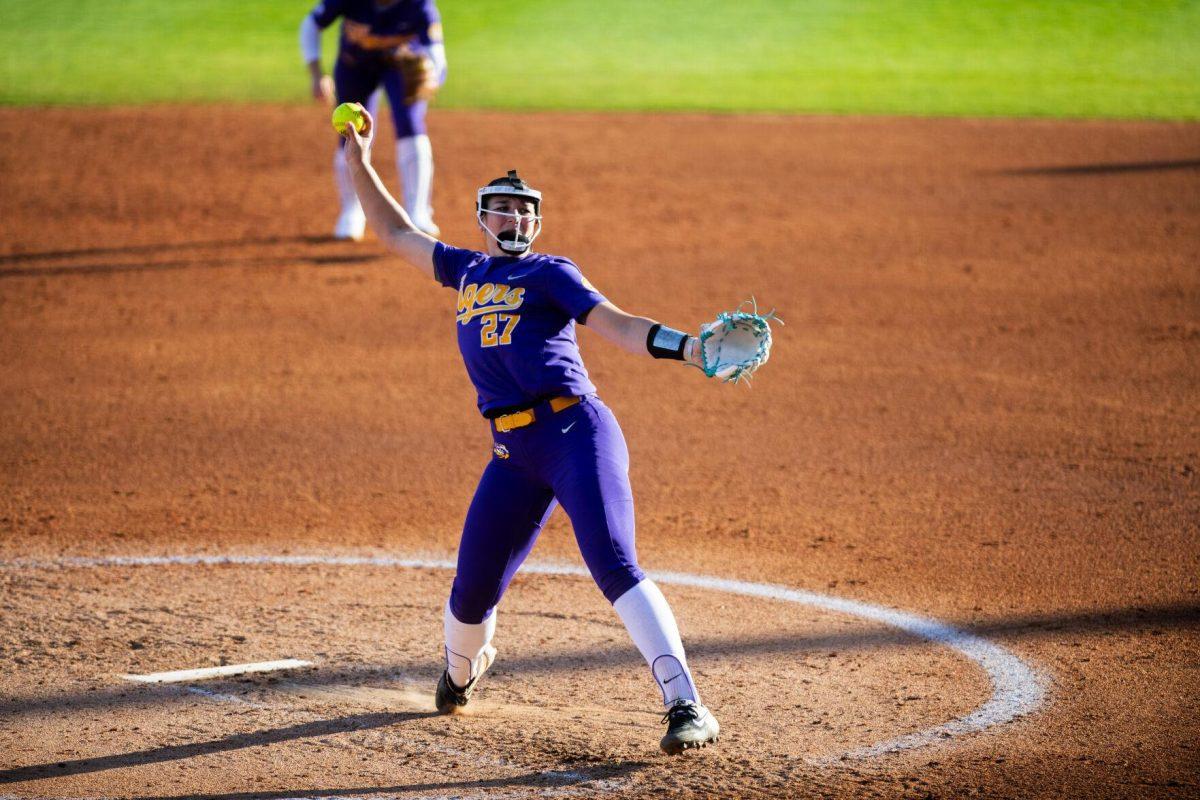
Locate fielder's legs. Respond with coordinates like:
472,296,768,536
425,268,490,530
381,71,438,235
331,61,382,240
331,147,365,241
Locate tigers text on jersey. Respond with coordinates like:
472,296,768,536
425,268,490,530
433,243,606,414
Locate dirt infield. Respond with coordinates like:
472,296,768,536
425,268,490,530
0,106,1197,798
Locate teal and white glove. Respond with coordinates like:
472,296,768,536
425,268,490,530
697,301,781,384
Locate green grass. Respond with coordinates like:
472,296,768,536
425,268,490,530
1,0,1197,118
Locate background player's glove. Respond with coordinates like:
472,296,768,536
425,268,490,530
697,301,781,383
389,48,440,105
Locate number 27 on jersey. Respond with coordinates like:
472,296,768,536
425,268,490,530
479,313,520,347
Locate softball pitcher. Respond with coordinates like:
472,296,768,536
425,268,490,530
300,0,446,240
341,110,723,755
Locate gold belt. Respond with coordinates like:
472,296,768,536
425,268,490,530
492,396,580,433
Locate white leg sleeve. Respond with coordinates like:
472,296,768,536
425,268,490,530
612,579,700,706
396,134,435,228
443,602,496,689
333,147,361,214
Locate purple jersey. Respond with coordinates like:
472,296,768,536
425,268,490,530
433,243,607,414
310,0,441,61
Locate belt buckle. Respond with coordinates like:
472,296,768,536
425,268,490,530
495,409,535,433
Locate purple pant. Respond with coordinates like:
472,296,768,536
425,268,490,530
334,57,427,139
449,396,646,624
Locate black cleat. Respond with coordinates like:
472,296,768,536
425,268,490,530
434,645,495,714
660,699,720,755
435,671,478,714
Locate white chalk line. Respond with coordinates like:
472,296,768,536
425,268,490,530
1,552,1047,769
122,658,313,684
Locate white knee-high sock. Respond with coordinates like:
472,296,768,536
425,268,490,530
396,134,434,227
333,148,361,214
612,579,700,706
443,602,496,689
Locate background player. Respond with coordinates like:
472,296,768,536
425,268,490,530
300,0,446,239
340,109,722,755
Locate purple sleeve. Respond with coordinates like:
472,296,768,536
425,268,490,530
432,242,478,289
541,259,607,322
310,0,345,29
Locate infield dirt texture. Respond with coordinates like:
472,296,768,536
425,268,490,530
0,105,1197,798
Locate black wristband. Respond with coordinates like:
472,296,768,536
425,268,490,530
646,323,689,360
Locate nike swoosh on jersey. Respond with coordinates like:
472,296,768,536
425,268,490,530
506,265,542,281
561,421,577,434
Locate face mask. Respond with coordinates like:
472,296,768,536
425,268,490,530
478,206,542,254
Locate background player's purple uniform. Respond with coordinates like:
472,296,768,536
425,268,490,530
302,0,444,237
309,0,443,138
432,242,646,622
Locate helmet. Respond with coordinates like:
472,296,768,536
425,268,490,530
476,170,543,255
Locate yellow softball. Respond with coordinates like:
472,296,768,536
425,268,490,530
331,102,367,136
